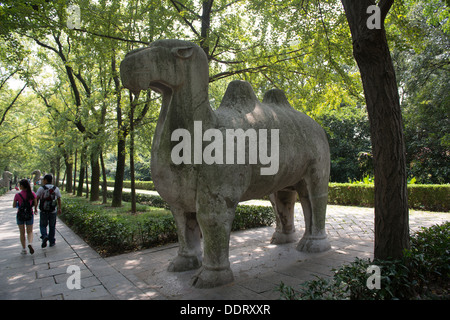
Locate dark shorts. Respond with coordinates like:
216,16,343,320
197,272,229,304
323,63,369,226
17,215,34,226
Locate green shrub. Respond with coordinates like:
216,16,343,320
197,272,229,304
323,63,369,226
106,180,155,191
278,222,450,300
327,183,449,211
327,183,374,207
89,181,449,211
0,187,8,196
105,190,170,209
60,199,136,254
60,193,275,256
232,205,275,231
407,184,450,211
135,214,178,247
106,190,275,230
406,222,450,286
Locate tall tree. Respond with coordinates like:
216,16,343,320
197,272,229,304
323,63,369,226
341,0,409,260
389,0,450,184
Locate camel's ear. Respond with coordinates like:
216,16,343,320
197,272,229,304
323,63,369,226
171,46,194,59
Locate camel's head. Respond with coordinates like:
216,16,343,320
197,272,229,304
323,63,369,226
120,39,209,95
3,171,12,179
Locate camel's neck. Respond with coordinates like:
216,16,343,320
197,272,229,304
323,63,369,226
171,85,215,127
152,84,216,156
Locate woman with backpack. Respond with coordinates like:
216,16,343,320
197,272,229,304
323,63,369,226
12,179,37,255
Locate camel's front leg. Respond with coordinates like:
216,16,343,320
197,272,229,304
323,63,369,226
168,208,202,272
192,193,236,288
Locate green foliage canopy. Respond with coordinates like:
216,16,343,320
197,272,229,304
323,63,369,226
0,0,447,185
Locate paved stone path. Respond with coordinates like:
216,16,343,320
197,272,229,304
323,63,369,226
0,189,447,300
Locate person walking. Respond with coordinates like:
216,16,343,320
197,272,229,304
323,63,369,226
35,174,62,248
12,179,37,255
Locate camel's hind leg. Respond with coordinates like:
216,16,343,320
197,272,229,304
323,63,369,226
295,175,331,253
270,189,298,244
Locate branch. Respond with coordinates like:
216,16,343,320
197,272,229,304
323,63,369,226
33,37,60,56
170,0,201,19
50,33,83,109
74,71,91,98
210,65,268,82
211,47,309,65
210,57,245,65
36,91,61,117
134,91,153,127
318,1,332,59
169,0,200,37
2,126,39,146
0,69,19,92
0,83,27,127
210,46,310,82
260,71,278,88
210,35,221,58
211,0,243,13
72,27,150,45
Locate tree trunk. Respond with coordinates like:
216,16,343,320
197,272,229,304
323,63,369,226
100,151,108,204
130,96,136,214
90,153,100,201
76,145,86,197
85,162,89,199
112,135,126,207
73,148,77,195
112,52,126,207
55,154,61,187
64,151,73,193
61,171,66,190
200,0,214,58
341,0,409,260
76,163,85,197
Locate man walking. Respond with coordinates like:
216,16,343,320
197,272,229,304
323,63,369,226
35,174,62,248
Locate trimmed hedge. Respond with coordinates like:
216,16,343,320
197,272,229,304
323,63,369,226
0,187,8,196
110,190,275,231
117,191,171,209
233,205,275,231
60,198,177,255
105,180,449,211
407,184,450,212
327,183,375,208
328,183,449,212
106,180,155,191
60,191,275,256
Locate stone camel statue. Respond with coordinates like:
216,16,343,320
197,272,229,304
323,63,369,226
0,171,13,188
120,39,331,288
32,170,42,185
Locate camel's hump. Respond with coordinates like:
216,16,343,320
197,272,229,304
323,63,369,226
262,88,292,108
217,81,293,114
218,80,259,113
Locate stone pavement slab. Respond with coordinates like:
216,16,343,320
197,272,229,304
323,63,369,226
0,189,448,300
0,190,152,300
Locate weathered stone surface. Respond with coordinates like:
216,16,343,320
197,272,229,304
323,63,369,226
120,39,331,288
32,170,41,184
0,171,12,188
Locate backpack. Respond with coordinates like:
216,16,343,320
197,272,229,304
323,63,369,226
39,185,57,212
17,193,33,221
